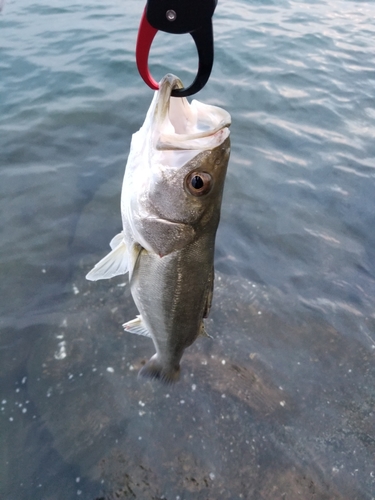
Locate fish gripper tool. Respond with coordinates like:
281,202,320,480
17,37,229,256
136,0,218,97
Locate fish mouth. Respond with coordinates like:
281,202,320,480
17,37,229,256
147,216,188,227
151,74,231,152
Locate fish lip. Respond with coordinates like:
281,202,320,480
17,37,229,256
151,74,231,151
147,216,188,227
153,74,184,124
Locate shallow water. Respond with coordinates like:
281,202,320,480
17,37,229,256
1,0,375,498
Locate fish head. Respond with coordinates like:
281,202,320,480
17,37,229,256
124,74,231,256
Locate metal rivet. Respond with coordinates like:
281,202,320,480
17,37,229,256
166,9,176,21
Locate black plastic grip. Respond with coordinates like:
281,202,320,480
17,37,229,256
146,0,217,34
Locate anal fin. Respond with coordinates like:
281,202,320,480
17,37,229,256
123,315,151,338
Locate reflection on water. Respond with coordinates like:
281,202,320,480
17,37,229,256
1,0,375,499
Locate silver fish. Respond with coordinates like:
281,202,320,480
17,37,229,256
86,74,231,382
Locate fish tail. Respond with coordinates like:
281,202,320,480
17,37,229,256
138,355,180,384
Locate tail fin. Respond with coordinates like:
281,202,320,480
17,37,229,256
138,354,180,384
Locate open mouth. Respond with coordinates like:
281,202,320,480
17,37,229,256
154,74,231,152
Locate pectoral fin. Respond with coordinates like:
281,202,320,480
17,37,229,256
86,239,128,281
123,315,151,338
109,231,125,250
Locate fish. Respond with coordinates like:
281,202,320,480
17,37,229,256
86,73,231,383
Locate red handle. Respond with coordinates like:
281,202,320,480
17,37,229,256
136,8,159,90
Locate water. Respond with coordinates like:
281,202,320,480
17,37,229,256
1,0,374,498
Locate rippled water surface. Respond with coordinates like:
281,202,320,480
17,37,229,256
1,0,375,498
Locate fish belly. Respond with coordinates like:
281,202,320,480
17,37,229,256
130,236,214,382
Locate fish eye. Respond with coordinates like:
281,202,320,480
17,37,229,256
185,171,212,197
